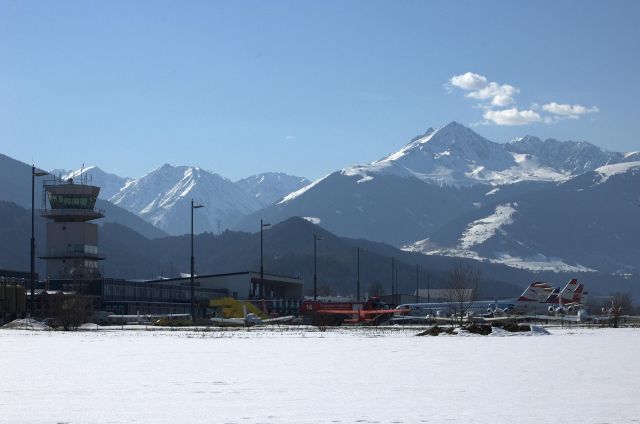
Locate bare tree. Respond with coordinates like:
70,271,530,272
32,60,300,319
445,262,480,326
605,292,633,328
50,294,93,331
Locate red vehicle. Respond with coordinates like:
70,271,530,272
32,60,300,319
300,297,405,326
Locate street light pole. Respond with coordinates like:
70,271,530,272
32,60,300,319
30,165,47,318
391,257,394,304
313,234,322,300
260,219,271,299
356,247,360,302
416,264,419,303
190,199,204,323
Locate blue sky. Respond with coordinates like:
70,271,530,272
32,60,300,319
2,0,639,180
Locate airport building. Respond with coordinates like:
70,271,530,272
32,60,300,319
23,173,305,319
45,271,304,317
0,269,29,324
144,272,304,316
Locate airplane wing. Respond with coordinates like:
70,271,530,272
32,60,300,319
316,308,408,315
261,315,295,324
209,317,247,327
388,315,452,325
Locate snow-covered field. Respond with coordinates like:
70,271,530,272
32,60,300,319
2,326,639,424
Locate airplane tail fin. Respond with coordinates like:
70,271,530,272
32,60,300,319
518,282,554,302
571,284,585,303
559,279,579,303
545,288,560,304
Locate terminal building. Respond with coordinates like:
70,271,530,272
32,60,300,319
45,271,303,317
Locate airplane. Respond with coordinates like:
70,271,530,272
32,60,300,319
392,278,589,322
105,313,191,324
209,304,295,327
300,297,406,325
546,282,586,314
313,306,410,325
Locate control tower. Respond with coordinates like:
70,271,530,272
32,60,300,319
39,174,105,281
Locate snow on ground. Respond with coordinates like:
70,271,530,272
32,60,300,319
302,216,321,224
594,161,640,184
459,203,516,249
492,253,597,272
2,327,639,424
402,203,596,273
404,242,597,273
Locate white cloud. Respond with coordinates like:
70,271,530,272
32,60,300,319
447,72,599,126
542,102,599,118
467,82,519,106
450,72,518,107
450,72,488,90
284,135,296,141
483,108,542,126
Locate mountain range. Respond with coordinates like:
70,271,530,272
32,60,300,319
53,165,310,235
236,122,640,277
0,199,610,299
2,121,638,296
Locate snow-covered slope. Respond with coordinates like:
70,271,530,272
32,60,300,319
340,122,568,188
593,161,640,184
402,203,597,273
60,166,132,200
110,164,262,235
235,172,310,207
505,136,625,175
404,162,640,274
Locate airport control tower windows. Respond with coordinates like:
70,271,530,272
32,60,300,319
48,193,97,210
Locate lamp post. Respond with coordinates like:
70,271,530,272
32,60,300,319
356,247,360,302
416,264,419,303
391,257,395,305
30,165,47,317
190,199,204,323
260,219,271,299
313,234,322,300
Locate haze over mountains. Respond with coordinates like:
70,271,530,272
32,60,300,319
1,121,638,295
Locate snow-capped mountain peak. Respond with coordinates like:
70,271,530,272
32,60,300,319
61,165,132,199
343,121,562,187
110,164,262,235
340,121,636,188
235,172,311,207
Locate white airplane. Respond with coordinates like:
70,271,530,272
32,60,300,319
392,279,589,323
105,313,191,324
209,304,295,327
